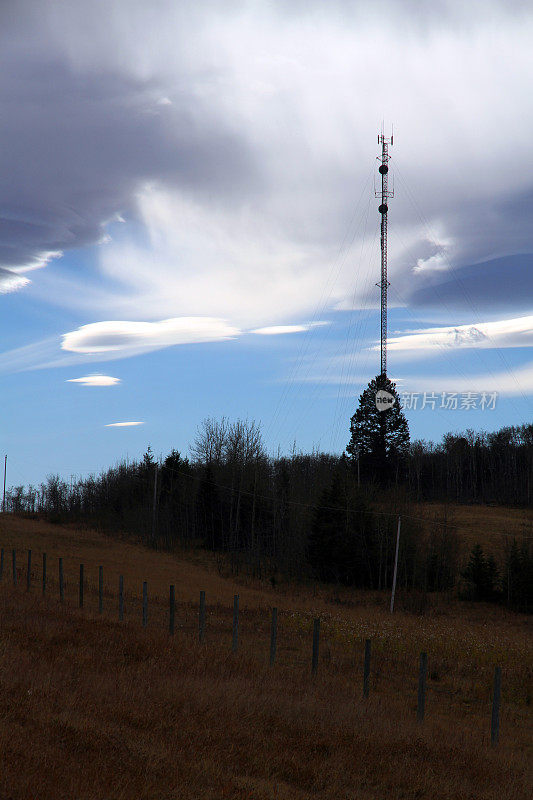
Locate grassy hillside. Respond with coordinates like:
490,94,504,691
413,501,533,562
0,513,531,799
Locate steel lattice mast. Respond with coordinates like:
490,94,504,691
376,132,393,377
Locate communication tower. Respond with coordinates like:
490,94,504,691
376,131,393,377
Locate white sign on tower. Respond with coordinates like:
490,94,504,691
375,389,395,412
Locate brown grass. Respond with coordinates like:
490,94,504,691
413,501,533,562
0,514,531,800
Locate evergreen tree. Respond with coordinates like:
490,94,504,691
346,374,410,484
306,465,375,586
196,465,224,550
159,449,193,545
485,554,500,600
307,474,347,584
461,543,499,601
141,445,155,468
504,539,533,612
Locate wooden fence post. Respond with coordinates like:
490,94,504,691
59,558,64,602
169,585,175,635
199,591,205,642
42,553,47,595
270,608,278,667
0,548,3,580
363,639,371,698
12,549,16,586
417,652,428,722
119,575,124,621
98,566,103,613
491,666,502,746
142,581,148,627
232,594,239,652
26,549,31,591
312,618,320,675
79,564,84,608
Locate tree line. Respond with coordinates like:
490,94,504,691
408,425,533,506
4,413,531,612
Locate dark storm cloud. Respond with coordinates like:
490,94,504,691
0,15,259,285
386,187,533,314
404,254,533,314
1,0,532,330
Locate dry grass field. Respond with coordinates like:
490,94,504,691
413,501,533,562
0,512,531,800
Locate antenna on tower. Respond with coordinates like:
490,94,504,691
375,130,394,377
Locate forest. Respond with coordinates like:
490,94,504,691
4,412,532,613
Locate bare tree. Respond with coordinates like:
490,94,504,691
190,417,229,465
225,419,265,465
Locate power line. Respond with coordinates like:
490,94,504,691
7,450,531,538
392,160,531,412
265,167,375,445
60,457,533,537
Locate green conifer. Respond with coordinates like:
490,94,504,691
346,374,410,484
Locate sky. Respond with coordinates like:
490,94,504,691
1,0,532,489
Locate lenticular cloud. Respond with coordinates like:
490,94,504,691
387,315,533,353
66,375,121,386
105,421,144,427
61,317,240,354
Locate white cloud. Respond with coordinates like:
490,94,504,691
96,187,338,327
413,251,450,274
251,323,327,335
399,361,533,396
66,375,121,386
80,5,533,328
11,250,64,275
2,0,533,377
61,316,240,354
0,252,63,296
387,315,533,354
252,325,308,335
0,337,62,373
0,272,30,294
295,356,533,397
105,421,144,427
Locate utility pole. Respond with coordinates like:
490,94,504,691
2,455,6,513
376,131,394,377
390,515,401,612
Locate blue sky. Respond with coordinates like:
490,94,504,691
1,0,532,488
